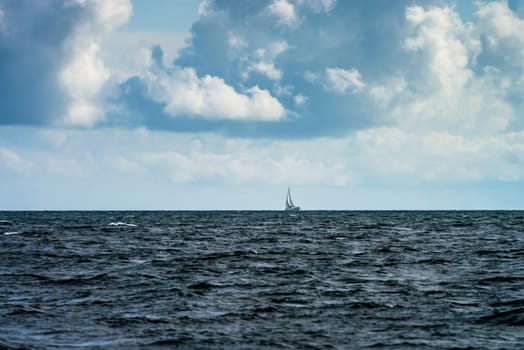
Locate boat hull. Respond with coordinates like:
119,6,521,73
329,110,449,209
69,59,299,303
286,206,301,212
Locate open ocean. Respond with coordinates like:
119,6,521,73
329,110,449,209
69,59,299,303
1,210,523,349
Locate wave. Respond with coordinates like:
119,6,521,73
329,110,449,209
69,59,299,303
480,275,524,283
7,305,54,316
108,222,138,227
149,337,193,346
18,272,110,285
98,314,170,327
476,307,524,326
3,231,20,235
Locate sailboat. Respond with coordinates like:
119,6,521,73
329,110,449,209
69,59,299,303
285,187,301,212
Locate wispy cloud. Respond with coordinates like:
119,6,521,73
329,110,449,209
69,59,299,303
0,147,33,175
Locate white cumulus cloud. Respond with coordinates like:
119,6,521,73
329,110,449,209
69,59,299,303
198,0,214,17
476,0,524,66
368,76,407,106
142,65,285,121
267,0,298,27
249,61,282,80
228,32,248,51
60,0,132,126
265,0,336,28
294,94,307,106
373,4,513,135
245,41,287,81
404,5,480,93
324,67,365,94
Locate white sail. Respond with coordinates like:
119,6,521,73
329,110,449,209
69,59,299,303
285,188,292,209
285,187,300,212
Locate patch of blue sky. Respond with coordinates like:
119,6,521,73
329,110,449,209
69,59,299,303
124,0,201,32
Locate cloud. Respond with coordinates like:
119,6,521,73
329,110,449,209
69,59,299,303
0,1,76,125
152,0,431,135
305,66,365,95
0,7,5,32
373,4,514,135
348,127,524,183
248,61,282,80
0,147,33,175
324,67,365,94
100,30,189,82
198,0,214,17
46,157,84,176
265,0,337,27
4,126,524,188
0,0,131,127
132,135,350,185
476,0,524,54
297,0,336,14
41,129,69,148
3,0,410,132
475,0,524,78
245,40,288,81
138,61,286,121
403,5,480,93
2,1,524,210
368,75,406,105
59,38,110,126
111,155,147,174
266,0,298,27
2,0,524,142
227,31,247,51
59,0,132,126
139,147,349,185
294,94,307,106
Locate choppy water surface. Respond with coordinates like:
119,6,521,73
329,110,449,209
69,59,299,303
1,211,523,349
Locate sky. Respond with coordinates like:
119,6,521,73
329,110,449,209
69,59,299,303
1,0,524,210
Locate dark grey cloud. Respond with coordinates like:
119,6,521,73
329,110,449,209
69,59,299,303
0,0,84,125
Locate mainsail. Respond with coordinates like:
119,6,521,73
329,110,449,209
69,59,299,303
285,187,300,211
286,188,293,209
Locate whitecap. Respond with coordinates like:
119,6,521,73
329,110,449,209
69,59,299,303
393,227,413,231
130,259,147,265
108,222,138,227
3,231,20,235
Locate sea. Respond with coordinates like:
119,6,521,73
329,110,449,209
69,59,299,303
1,210,523,349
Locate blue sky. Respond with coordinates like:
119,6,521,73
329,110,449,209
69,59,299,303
1,0,524,210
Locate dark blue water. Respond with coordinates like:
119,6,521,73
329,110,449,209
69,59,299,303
1,211,523,349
